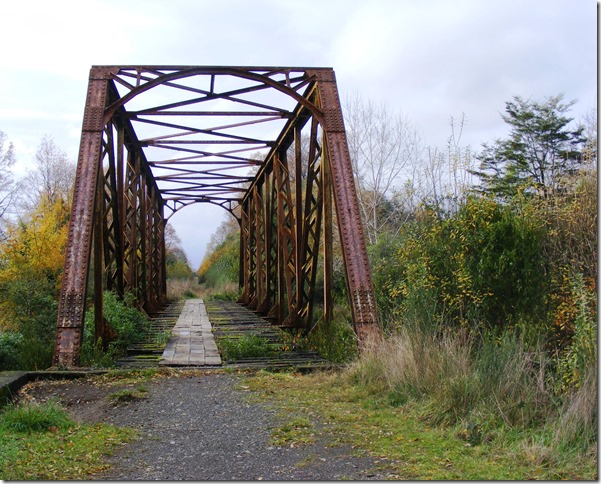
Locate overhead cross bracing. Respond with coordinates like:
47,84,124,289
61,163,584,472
53,66,380,368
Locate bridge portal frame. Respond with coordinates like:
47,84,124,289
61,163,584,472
53,66,379,367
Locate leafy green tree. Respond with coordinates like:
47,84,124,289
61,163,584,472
165,223,193,279
375,197,547,336
0,134,74,369
473,95,585,199
197,230,239,288
0,197,70,369
166,246,194,279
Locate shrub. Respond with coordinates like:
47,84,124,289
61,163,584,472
304,310,358,364
0,332,22,370
367,234,406,330
0,270,59,370
554,272,597,392
375,196,547,337
197,231,239,290
219,335,276,361
80,337,120,369
80,291,150,367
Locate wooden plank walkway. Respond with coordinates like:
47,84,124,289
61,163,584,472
116,300,183,368
205,300,333,371
159,299,221,367
117,298,333,371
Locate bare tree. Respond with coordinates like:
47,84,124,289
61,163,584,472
409,114,475,214
344,94,424,244
165,223,184,253
20,135,76,210
0,131,17,240
581,108,597,167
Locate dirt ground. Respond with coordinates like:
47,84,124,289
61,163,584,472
18,376,121,424
15,372,385,480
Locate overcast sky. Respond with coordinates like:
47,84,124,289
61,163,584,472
0,0,596,269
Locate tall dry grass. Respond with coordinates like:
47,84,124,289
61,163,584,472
166,278,201,300
347,322,597,456
345,325,591,441
553,365,598,453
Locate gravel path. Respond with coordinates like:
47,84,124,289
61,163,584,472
93,373,381,480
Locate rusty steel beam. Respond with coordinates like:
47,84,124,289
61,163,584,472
53,67,115,368
311,69,380,343
54,66,380,367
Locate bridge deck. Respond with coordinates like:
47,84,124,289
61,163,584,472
159,299,222,367
117,298,332,370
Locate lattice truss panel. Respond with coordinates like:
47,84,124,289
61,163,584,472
53,66,379,367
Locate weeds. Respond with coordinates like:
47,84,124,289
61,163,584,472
0,401,72,433
553,366,598,453
153,330,172,346
244,369,597,480
345,321,596,468
218,335,277,361
0,398,135,479
271,416,316,447
167,278,201,300
108,385,149,404
348,327,550,428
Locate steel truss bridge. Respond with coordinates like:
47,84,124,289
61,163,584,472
53,66,380,367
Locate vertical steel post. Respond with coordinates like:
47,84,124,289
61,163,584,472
322,139,334,328
238,200,250,302
293,126,303,327
53,67,116,367
93,170,105,347
312,69,381,344
110,124,125,298
158,207,168,306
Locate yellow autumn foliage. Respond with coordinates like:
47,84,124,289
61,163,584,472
0,196,70,329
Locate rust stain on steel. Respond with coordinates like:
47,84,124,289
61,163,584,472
53,66,380,368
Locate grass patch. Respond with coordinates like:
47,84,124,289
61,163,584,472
205,286,241,301
0,401,134,480
108,385,149,404
218,335,278,361
243,370,597,480
167,278,201,300
152,330,172,346
279,308,358,364
0,401,72,433
94,368,160,386
271,416,316,447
